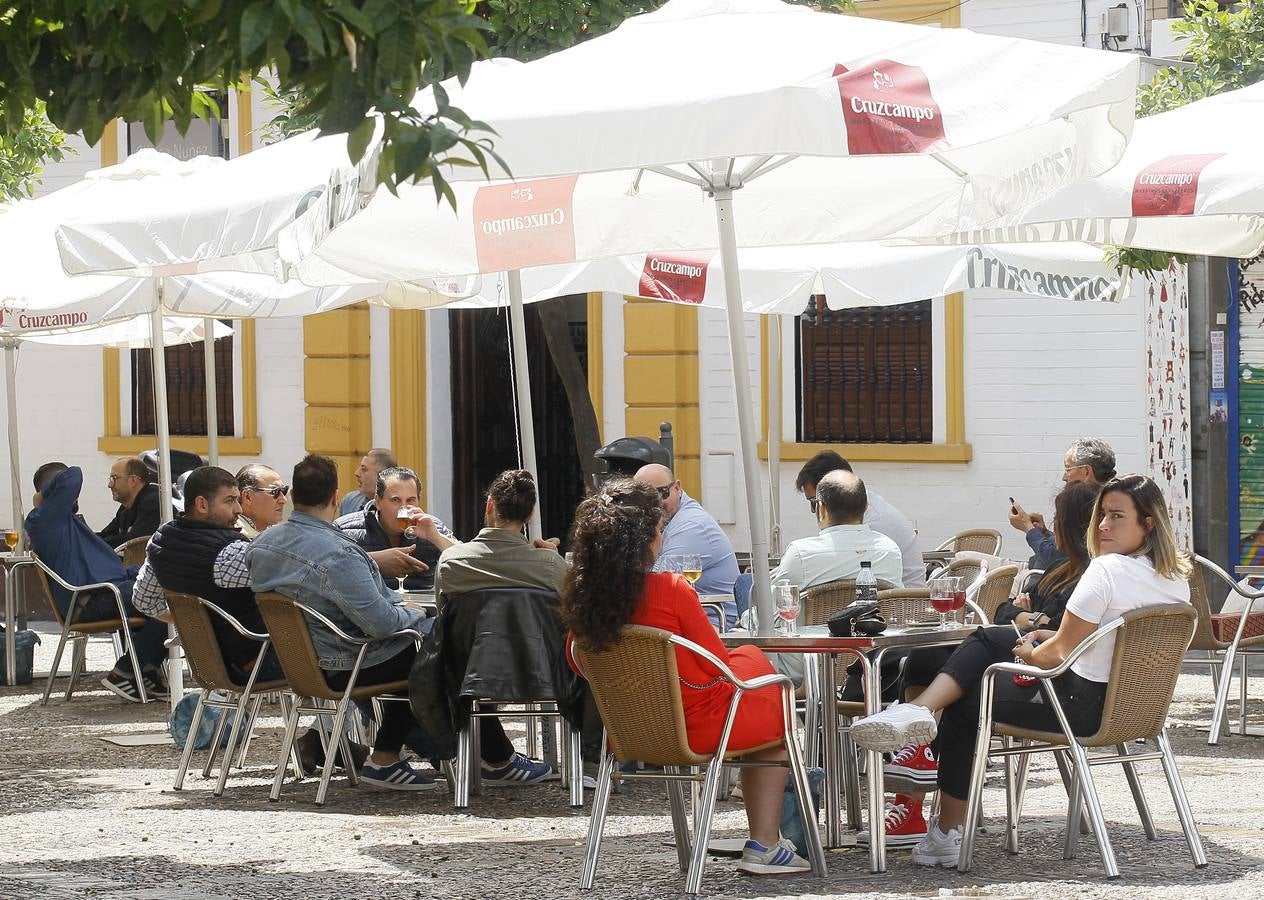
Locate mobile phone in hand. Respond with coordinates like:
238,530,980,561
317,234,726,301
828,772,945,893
1009,496,1017,514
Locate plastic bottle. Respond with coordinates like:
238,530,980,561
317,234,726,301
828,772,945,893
856,560,878,604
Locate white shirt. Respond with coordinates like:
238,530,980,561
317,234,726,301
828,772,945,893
1063,553,1190,682
864,490,924,589
771,524,904,591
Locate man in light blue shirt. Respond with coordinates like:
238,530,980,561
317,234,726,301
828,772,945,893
635,463,739,628
772,470,904,591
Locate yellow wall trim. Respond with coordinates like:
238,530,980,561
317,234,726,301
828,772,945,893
760,293,967,464
99,119,120,167
586,292,604,441
99,436,263,456
853,0,960,27
389,309,428,509
762,441,972,464
236,79,253,155
102,350,120,435
305,305,372,496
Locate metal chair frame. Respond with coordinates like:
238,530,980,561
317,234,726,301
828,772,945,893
455,698,584,808
959,605,1206,879
34,556,148,705
257,593,425,806
168,594,300,796
574,628,827,897
1185,554,1264,744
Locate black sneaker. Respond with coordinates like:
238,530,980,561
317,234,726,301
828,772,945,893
100,670,143,703
296,729,369,772
142,671,169,701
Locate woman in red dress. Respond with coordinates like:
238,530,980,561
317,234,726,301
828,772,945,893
564,478,808,876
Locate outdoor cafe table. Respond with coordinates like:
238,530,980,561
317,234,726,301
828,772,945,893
721,623,976,873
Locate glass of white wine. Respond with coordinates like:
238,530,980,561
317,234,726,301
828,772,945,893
681,553,702,585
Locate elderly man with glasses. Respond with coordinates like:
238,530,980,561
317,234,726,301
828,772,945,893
98,456,160,549
1009,437,1117,569
236,464,289,539
633,463,739,628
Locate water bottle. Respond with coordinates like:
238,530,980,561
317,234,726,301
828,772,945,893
856,560,878,604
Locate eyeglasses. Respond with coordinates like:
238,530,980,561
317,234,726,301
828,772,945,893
654,485,673,500
809,497,820,513
247,484,290,499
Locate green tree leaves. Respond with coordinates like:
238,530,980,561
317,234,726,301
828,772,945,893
0,102,71,203
0,1,492,192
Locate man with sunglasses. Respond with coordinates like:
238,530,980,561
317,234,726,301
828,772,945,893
633,463,739,628
236,464,289,539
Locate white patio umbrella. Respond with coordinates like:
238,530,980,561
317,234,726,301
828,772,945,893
2,154,378,708
0,316,231,687
52,0,1140,648
922,80,1264,256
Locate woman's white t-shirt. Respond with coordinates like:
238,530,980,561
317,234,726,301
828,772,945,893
1063,554,1191,682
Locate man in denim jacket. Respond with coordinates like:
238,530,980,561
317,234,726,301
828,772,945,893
247,453,436,791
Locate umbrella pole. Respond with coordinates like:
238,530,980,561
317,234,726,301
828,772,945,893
203,317,218,467
507,270,543,541
148,304,182,708
767,315,782,558
712,188,773,635
4,339,22,686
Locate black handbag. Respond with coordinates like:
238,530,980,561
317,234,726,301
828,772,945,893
827,600,887,637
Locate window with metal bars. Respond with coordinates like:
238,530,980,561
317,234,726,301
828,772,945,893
795,297,933,444
131,336,235,437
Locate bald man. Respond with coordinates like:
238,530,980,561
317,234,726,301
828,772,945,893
634,463,739,628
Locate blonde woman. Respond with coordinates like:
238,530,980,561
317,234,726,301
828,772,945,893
848,474,1191,866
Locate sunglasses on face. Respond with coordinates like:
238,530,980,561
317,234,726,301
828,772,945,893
248,484,290,500
809,497,820,513
655,485,673,500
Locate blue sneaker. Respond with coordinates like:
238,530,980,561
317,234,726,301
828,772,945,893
480,752,553,786
359,759,439,792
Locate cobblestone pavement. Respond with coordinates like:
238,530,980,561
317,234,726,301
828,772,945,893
1,628,1261,899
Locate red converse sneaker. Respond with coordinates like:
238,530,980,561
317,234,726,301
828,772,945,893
883,742,938,792
857,794,928,848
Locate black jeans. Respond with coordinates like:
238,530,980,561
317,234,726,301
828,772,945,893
325,645,515,762
932,626,1107,800
68,591,167,673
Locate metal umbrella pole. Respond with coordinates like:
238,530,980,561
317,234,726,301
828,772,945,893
767,315,782,559
507,270,543,541
711,186,773,635
4,339,23,685
203,317,219,467
148,303,183,707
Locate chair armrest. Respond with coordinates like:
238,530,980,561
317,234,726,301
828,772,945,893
34,557,123,598
964,598,988,625
197,598,269,642
1196,554,1264,600
982,616,1128,682
667,632,794,694
290,600,372,645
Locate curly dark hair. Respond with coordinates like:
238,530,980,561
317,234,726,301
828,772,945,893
562,478,662,652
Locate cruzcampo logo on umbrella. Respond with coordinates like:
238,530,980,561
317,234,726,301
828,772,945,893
0,302,89,331
473,176,580,271
1131,154,1225,217
833,60,946,155
638,252,712,304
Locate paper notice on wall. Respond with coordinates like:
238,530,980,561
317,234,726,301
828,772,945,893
1144,259,1193,549
1211,330,1225,390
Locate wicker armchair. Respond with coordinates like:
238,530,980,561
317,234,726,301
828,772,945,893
255,591,423,806
115,535,150,568
801,577,897,626
974,564,1021,623
1185,555,1264,744
935,529,1003,556
166,591,292,796
33,555,149,705
958,604,1204,879
572,625,826,895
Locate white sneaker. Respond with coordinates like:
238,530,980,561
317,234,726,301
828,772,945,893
849,702,937,754
911,816,962,867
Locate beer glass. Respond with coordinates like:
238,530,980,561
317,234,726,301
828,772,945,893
3,529,17,552
681,553,702,584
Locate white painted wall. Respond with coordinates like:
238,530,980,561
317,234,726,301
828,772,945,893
698,284,1147,563
962,0,1149,52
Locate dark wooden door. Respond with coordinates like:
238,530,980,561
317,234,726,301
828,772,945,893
449,296,587,543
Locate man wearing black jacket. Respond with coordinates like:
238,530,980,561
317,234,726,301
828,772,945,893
98,457,160,549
